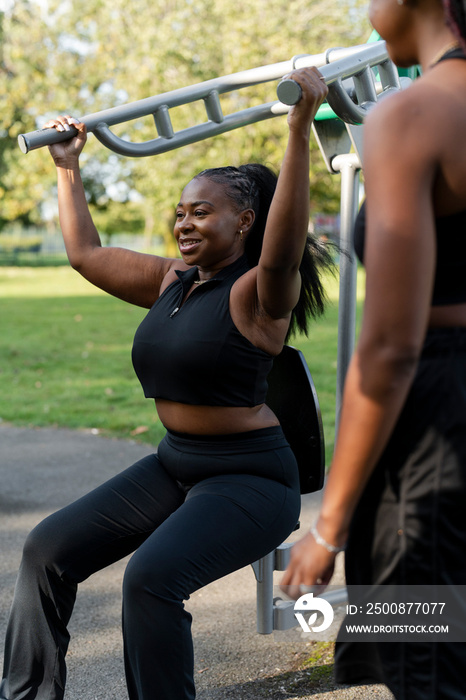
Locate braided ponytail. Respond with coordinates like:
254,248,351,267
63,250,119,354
194,164,335,342
238,164,276,268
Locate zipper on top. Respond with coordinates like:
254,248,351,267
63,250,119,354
169,273,211,318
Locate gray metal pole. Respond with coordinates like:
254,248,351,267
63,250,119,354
251,551,275,634
331,153,361,436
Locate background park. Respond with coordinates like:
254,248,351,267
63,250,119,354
1,0,370,460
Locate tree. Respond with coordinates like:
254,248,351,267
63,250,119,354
1,2,52,228
1,0,371,243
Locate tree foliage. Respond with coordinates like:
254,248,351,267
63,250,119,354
0,0,371,244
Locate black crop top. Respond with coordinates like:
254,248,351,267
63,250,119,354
353,47,466,305
353,200,466,306
131,256,274,406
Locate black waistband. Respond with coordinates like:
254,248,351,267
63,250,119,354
422,327,466,356
166,425,283,443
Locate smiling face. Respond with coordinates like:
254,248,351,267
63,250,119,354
174,176,252,270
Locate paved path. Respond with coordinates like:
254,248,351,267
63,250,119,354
0,424,393,699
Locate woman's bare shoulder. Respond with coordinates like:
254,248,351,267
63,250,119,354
365,70,466,148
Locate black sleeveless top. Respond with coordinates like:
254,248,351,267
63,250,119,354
353,47,466,306
131,256,274,406
353,201,466,306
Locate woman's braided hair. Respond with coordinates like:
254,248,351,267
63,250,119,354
194,164,335,342
443,0,466,49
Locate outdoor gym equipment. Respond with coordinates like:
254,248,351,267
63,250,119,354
18,41,399,157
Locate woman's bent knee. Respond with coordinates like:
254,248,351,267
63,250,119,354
21,513,69,573
123,554,157,601
123,548,180,604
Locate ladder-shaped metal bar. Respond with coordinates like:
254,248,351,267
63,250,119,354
18,41,395,157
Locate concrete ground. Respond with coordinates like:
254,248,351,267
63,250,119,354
0,424,393,699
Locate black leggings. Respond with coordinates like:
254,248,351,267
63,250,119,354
0,426,300,700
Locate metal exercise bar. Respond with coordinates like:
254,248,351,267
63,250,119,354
18,42,393,157
278,41,399,124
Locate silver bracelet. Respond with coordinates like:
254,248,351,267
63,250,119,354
310,523,346,554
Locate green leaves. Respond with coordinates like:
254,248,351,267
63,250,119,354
1,0,370,240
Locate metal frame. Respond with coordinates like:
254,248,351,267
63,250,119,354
18,41,398,157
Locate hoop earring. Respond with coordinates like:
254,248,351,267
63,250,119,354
239,229,243,241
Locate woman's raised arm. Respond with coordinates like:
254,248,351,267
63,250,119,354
256,68,328,321
46,116,174,308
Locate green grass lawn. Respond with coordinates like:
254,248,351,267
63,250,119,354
0,265,365,463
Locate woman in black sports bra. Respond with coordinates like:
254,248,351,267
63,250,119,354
0,70,331,700
283,1,466,699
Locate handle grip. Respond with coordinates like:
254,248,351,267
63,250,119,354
18,125,79,154
276,78,303,106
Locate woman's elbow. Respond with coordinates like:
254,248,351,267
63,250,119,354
65,243,100,274
358,338,422,394
65,249,88,273
260,259,300,277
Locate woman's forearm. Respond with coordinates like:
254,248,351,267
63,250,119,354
280,338,421,592
255,69,328,320
261,129,311,269
318,340,419,545
260,68,327,274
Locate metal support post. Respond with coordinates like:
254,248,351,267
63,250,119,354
331,153,361,435
252,551,275,634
